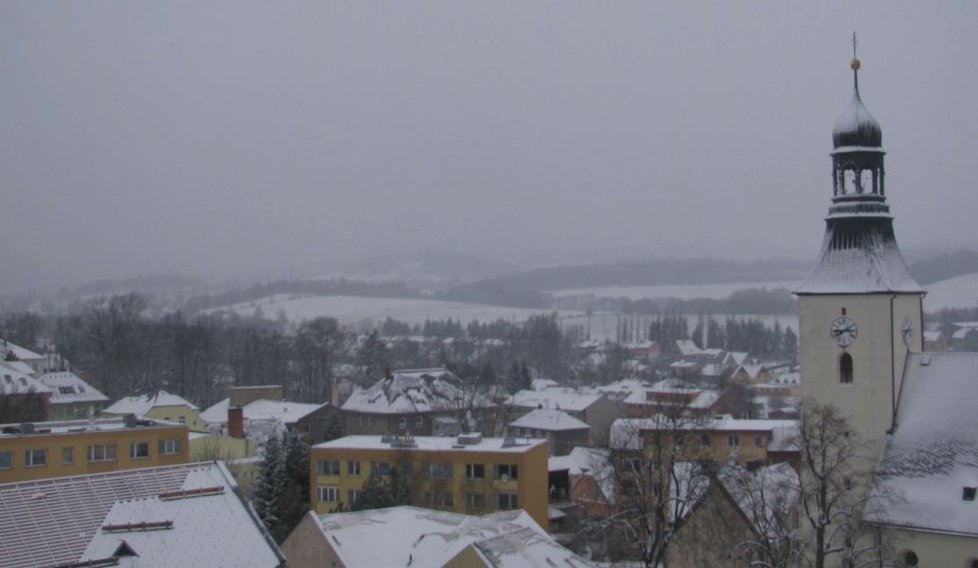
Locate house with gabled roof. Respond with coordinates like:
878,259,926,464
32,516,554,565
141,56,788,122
0,461,285,568
509,408,590,456
0,367,52,422
36,371,109,420
281,505,593,568
341,368,494,437
0,339,48,375
103,390,209,433
508,388,618,446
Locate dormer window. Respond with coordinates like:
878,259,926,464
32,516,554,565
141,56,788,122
963,486,976,501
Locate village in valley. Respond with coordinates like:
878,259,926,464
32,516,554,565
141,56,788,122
3,5,978,568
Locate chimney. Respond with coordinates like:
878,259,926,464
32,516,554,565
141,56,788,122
228,407,245,439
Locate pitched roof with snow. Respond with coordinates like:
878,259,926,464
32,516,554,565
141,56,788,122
610,416,798,450
548,447,616,505
0,369,52,396
103,390,199,416
508,388,606,413
465,525,596,567
200,397,325,426
313,434,545,454
866,352,978,536
37,372,109,405
342,368,490,414
0,359,36,376
510,408,590,432
0,461,284,568
308,506,564,568
0,340,45,362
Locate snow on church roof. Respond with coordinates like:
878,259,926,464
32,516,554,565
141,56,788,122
0,462,283,568
866,352,978,537
795,230,924,295
342,368,491,414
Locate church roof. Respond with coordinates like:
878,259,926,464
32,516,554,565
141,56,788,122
866,352,978,537
795,221,923,295
832,90,882,149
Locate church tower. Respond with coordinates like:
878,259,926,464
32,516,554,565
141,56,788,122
796,43,924,453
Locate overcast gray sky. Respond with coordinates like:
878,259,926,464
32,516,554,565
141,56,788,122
1,1,975,292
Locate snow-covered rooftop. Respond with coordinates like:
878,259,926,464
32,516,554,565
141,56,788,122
313,434,546,454
0,340,45,361
509,388,606,413
795,227,923,295
342,368,491,414
548,447,616,505
0,359,36,376
103,390,199,416
510,408,590,432
610,416,798,450
467,525,596,567
0,416,184,438
200,397,325,426
530,378,559,391
866,352,978,536
36,371,109,405
308,506,587,567
0,461,283,568
0,368,52,396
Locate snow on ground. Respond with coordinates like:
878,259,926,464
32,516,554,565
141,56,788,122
550,281,799,301
923,272,978,311
203,294,586,328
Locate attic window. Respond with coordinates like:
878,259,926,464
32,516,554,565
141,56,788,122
963,486,977,501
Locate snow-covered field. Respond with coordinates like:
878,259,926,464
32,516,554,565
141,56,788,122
923,273,978,311
550,281,799,301
204,294,586,329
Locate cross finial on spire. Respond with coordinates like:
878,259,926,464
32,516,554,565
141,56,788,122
850,32,861,94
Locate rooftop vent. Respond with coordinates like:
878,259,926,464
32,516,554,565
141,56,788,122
20,423,35,434
963,486,976,501
457,432,482,445
123,414,138,428
502,436,517,448
389,434,417,448
920,355,932,367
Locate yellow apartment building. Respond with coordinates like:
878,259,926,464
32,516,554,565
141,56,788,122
310,433,549,530
0,416,189,484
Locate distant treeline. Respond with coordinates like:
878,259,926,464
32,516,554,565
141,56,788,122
554,286,797,315
908,249,978,285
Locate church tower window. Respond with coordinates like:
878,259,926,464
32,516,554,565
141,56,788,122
840,353,853,384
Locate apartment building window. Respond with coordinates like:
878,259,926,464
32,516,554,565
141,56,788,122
754,434,764,448
466,492,485,510
88,444,117,463
158,439,182,455
0,451,12,469
179,417,186,424
427,491,453,508
130,442,150,459
347,490,360,506
317,460,341,475
415,416,424,428
25,449,47,467
700,434,711,447
728,435,741,448
497,492,519,510
316,486,340,503
347,460,361,476
495,464,518,481
372,462,390,476
428,462,453,480
62,447,75,466
466,463,485,479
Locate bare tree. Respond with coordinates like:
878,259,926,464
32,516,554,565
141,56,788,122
793,403,894,568
581,409,713,567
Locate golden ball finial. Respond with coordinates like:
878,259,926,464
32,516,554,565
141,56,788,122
850,58,861,71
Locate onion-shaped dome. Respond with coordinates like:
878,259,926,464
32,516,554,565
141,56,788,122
832,57,882,149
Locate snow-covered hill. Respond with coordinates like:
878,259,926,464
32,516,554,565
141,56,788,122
924,273,978,311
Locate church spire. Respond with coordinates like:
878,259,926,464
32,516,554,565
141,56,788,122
795,37,921,295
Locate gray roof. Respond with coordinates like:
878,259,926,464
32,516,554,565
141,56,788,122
0,462,284,567
866,352,978,536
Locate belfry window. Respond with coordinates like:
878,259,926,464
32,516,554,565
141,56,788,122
840,353,853,384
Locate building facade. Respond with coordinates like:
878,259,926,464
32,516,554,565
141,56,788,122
310,433,549,530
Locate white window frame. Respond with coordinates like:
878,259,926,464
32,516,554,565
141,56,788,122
466,463,485,479
495,464,518,481
25,448,47,468
728,435,741,448
317,485,340,503
429,462,453,480
88,444,117,463
158,439,182,455
0,450,13,470
130,441,150,460
317,460,341,475
347,460,361,476
497,491,519,510
62,447,75,466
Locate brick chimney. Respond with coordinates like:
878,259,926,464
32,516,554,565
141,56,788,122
228,407,245,439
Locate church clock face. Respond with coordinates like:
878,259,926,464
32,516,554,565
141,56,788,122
830,315,858,347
